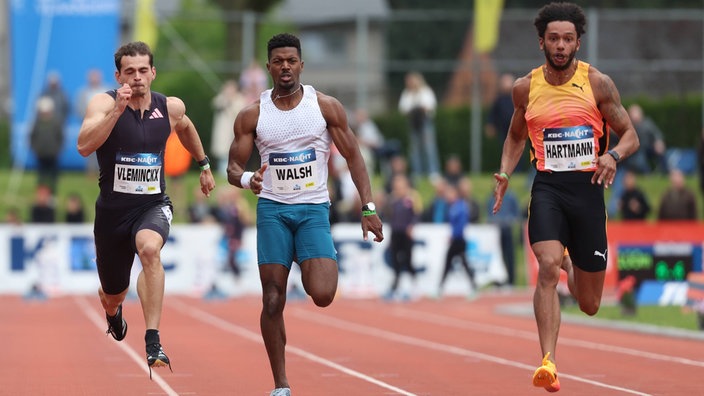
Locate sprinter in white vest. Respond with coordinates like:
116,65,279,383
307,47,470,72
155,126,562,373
227,33,384,396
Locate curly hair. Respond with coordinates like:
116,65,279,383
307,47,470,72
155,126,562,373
114,41,153,71
534,2,586,38
267,33,302,59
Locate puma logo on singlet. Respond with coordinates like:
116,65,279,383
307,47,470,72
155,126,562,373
593,249,607,261
572,83,585,92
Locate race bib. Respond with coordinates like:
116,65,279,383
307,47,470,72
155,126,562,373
113,152,162,194
268,148,317,193
543,126,596,171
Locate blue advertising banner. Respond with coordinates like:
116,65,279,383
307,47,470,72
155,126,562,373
10,0,120,170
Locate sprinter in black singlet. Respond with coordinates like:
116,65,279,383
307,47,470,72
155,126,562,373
77,41,215,377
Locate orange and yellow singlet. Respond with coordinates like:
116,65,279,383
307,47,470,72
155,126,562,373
525,60,608,172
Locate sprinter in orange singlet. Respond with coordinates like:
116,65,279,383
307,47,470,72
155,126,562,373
492,2,640,392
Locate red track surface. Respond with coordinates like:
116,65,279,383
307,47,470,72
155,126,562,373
1,291,702,395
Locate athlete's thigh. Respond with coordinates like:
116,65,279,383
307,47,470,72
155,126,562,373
256,199,295,268
299,257,338,294
573,264,606,305
528,182,568,245
292,203,336,263
94,208,136,295
566,184,607,272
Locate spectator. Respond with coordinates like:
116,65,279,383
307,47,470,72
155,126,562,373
485,73,515,141
75,69,111,176
625,103,667,174
211,80,247,175
486,187,521,288
443,154,465,187
486,73,528,173
398,71,440,181
64,192,86,223
239,60,268,104
458,176,480,224
437,182,477,299
41,72,70,124
213,187,253,280
421,176,449,223
188,185,216,224
657,168,698,220
75,68,111,119
353,108,385,177
5,207,22,226
384,173,420,301
617,171,651,220
383,154,412,195
29,185,56,223
29,96,64,193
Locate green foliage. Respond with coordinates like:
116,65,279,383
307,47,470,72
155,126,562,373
0,119,9,168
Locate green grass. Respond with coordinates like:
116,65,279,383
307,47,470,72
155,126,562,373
563,304,702,332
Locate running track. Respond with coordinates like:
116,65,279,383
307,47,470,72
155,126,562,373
1,291,702,395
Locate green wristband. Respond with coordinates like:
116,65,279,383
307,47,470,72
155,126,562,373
362,210,377,217
499,172,510,180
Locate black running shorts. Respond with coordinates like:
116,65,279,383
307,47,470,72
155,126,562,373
528,171,608,272
94,195,173,294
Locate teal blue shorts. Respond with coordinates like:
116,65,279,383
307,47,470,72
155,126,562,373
256,198,337,269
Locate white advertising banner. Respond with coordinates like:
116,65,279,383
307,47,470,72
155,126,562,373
0,223,506,299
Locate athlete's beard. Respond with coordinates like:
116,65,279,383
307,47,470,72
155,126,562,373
544,48,577,71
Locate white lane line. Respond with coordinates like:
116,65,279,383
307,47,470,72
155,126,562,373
169,298,418,396
74,297,179,396
291,308,653,396
389,306,704,368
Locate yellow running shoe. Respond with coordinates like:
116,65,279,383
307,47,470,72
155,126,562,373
532,352,560,392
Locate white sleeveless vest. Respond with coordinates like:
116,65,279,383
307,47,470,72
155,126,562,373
255,85,331,204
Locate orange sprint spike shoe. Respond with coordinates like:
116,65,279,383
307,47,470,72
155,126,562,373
532,352,560,392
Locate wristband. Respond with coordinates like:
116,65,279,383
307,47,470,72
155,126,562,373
240,171,254,189
362,210,377,217
197,155,210,167
499,172,510,180
199,162,211,171
607,149,620,162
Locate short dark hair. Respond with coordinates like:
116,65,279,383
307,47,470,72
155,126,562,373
267,33,302,59
534,2,586,38
114,41,154,71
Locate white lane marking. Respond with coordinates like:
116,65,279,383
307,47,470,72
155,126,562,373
389,306,704,368
170,298,418,396
74,297,179,396
291,308,653,396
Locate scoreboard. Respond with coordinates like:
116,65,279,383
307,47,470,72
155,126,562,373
617,243,702,287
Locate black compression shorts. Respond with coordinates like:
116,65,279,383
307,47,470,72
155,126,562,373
528,171,608,272
94,195,173,294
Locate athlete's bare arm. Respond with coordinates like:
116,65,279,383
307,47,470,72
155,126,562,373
589,67,640,186
168,96,215,196
77,84,131,156
493,73,531,214
318,92,383,242
228,101,267,194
